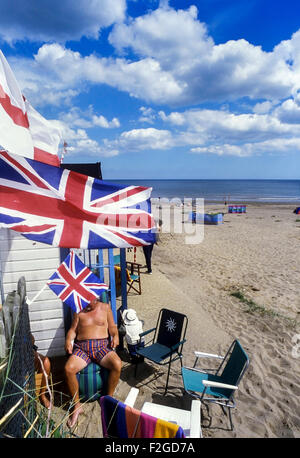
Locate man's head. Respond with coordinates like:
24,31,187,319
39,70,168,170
81,296,99,313
90,297,100,308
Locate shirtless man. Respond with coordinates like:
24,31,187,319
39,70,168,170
64,298,122,428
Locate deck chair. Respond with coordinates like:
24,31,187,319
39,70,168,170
126,261,142,295
181,339,249,430
114,255,142,295
135,308,188,395
100,388,189,438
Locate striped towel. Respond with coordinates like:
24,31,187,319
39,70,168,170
100,395,185,438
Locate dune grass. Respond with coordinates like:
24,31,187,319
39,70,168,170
230,290,298,328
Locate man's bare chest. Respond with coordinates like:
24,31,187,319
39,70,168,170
78,307,107,328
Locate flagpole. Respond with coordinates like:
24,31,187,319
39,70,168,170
26,284,47,306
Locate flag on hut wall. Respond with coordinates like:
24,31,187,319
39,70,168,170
0,50,61,166
0,150,156,248
48,251,108,313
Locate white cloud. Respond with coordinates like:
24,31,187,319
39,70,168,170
139,106,157,124
60,106,120,129
119,127,173,150
107,4,300,105
191,137,300,157
4,3,300,162
7,3,300,110
191,144,248,156
253,101,275,114
0,0,126,43
109,5,212,70
273,97,300,124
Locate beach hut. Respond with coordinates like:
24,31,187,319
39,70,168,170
0,162,128,357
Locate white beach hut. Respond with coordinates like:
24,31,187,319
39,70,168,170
0,228,66,356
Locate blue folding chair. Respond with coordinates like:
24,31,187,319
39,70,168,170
135,308,188,395
181,339,249,430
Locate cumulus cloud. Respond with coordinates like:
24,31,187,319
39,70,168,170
156,105,300,157
7,4,300,110
108,4,300,105
0,0,126,43
56,121,119,158
273,97,300,124
191,137,300,157
59,106,120,129
4,3,300,161
11,43,182,106
119,127,173,150
139,106,157,124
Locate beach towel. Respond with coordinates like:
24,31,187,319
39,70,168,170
100,395,185,438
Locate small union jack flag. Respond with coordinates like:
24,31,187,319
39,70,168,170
47,251,108,313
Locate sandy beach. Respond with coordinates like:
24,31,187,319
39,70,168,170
52,202,300,439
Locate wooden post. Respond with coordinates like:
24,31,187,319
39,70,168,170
108,249,117,323
120,248,127,311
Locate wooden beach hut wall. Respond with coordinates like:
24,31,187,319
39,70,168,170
0,227,66,357
0,162,127,357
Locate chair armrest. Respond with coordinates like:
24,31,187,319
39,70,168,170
202,380,238,390
124,387,139,407
193,351,224,368
189,400,202,438
194,351,224,360
126,261,142,274
170,339,186,352
139,328,156,338
160,340,186,359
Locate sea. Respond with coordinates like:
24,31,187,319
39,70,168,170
108,179,300,204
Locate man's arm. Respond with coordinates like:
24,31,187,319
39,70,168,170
107,306,119,349
65,313,79,354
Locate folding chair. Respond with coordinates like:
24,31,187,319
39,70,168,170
114,255,142,295
126,261,142,295
135,308,188,394
181,339,249,430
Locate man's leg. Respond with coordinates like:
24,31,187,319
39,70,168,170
65,355,88,427
100,351,122,396
38,355,51,409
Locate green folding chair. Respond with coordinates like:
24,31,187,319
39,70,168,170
135,308,188,395
181,339,249,430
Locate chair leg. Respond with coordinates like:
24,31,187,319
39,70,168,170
228,406,234,431
221,404,234,431
163,361,172,396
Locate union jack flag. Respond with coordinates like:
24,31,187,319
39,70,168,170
0,150,156,248
47,251,108,313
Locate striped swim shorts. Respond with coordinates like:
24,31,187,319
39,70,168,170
72,338,112,364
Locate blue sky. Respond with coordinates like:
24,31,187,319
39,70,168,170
1,0,300,179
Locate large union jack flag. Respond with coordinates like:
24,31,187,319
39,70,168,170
47,251,108,313
0,150,156,248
